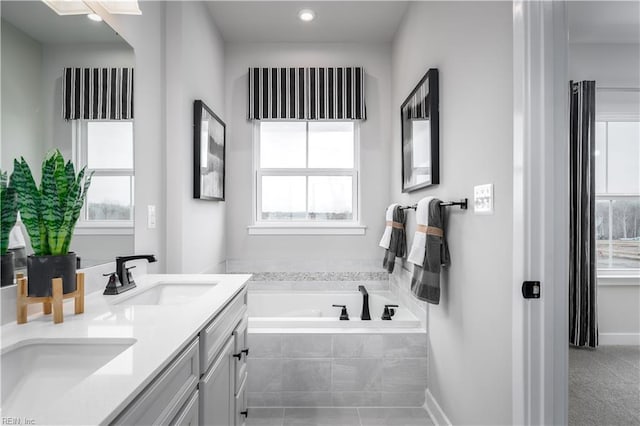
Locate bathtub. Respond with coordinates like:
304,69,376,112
246,290,428,408
248,291,422,330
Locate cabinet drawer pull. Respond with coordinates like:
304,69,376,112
241,409,249,418
241,348,249,356
232,352,243,360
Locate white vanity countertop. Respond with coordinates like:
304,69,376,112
0,273,251,425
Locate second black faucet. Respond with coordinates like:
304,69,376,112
358,285,371,320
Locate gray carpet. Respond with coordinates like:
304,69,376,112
570,345,640,426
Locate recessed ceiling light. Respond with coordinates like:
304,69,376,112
87,13,103,22
298,9,315,22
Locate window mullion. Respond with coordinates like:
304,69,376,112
608,199,613,268
305,175,309,220
604,121,609,194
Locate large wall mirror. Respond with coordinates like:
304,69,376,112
1,1,135,270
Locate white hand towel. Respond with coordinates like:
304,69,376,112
379,203,399,249
8,224,26,249
407,197,434,265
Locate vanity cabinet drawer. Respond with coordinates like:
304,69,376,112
112,338,199,426
199,288,247,374
233,316,248,394
171,389,199,426
199,336,235,426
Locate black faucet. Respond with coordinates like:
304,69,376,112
332,304,350,320
358,285,371,320
104,254,157,295
381,304,399,320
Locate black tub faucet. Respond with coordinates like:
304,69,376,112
358,285,371,320
332,304,350,320
104,254,157,295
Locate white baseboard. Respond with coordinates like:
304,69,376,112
424,389,452,426
599,332,640,346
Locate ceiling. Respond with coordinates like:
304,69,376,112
568,1,640,44
207,1,409,43
0,0,125,44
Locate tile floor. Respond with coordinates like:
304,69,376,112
247,407,434,426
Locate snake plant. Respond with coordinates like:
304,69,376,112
1,171,18,255
12,151,92,256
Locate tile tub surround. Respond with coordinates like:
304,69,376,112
390,264,427,329
246,272,389,293
247,333,428,408
226,259,390,292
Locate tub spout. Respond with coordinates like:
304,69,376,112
358,285,371,320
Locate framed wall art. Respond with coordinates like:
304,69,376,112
401,68,439,192
193,99,226,201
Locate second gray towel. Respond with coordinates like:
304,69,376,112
382,205,406,273
411,199,450,304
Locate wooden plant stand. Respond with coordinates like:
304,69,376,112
17,272,85,324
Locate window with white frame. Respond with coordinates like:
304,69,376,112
75,121,134,227
595,120,640,270
255,121,358,223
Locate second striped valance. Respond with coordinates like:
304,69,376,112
248,67,366,121
63,67,134,120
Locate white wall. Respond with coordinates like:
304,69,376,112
569,43,640,87
1,20,45,178
391,2,513,424
165,1,226,273
224,42,391,268
71,235,135,268
570,42,640,345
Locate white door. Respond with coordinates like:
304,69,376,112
512,1,570,425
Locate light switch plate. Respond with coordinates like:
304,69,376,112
474,184,494,214
147,205,156,229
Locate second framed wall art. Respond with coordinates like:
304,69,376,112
401,68,439,192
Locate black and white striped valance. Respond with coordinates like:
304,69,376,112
248,67,306,120
63,67,134,120
248,67,366,121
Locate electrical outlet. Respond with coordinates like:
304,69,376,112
474,184,494,214
147,205,156,229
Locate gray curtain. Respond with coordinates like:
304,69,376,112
569,80,598,348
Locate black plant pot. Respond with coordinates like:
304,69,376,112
27,253,77,297
1,252,15,287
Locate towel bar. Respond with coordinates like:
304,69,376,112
399,198,468,210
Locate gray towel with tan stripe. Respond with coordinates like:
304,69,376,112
382,205,406,273
410,198,450,304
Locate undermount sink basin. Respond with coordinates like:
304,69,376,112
1,338,136,414
114,281,217,306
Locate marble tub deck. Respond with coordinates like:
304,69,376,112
247,407,434,426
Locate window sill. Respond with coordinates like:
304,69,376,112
598,273,640,286
247,223,367,235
